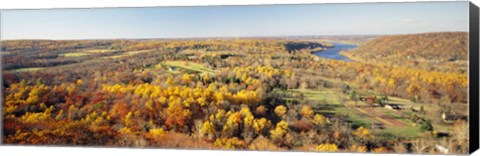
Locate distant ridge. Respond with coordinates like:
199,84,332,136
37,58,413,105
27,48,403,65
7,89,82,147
341,32,468,73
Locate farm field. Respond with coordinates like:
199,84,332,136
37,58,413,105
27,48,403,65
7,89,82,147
283,87,423,139
160,61,217,74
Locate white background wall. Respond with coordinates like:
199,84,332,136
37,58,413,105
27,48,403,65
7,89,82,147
0,0,479,156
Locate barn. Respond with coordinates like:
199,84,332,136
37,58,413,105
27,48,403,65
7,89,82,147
441,113,467,122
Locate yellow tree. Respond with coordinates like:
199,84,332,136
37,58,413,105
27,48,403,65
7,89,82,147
166,76,175,86
270,120,289,144
315,143,339,152
353,126,372,138
300,105,314,118
274,105,287,117
199,120,216,139
313,114,327,126
182,74,192,84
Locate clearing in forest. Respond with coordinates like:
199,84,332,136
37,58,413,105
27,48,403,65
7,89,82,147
289,88,421,138
60,52,88,57
13,67,44,72
343,100,422,138
159,61,216,74
104,49,155,58
281,89,373,127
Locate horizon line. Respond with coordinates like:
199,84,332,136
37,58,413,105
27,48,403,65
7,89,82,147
0,31,468,41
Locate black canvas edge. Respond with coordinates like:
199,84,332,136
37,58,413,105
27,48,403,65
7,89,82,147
469,1,479,154
0,1,476,155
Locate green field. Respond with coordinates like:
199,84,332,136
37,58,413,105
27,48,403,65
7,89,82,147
159,61,216,74
60,52,88,57
13,67,45,72
11,56,107,73
288,89,342,104
104,49,155,59
279,88,372,127
61,49,117,57
85,49,116,53
282,88,425,138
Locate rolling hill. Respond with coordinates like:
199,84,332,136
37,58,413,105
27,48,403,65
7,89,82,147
341,32,468,73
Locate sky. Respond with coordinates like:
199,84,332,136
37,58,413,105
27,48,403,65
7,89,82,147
0,1,470,40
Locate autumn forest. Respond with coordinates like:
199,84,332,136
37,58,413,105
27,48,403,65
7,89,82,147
1,32,470,154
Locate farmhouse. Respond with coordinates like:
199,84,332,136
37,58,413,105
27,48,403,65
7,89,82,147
168,67,177,71
384,103,401,110
187,55,197,60
411,106,421,112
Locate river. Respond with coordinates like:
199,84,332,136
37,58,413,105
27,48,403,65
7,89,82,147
314,42,357,61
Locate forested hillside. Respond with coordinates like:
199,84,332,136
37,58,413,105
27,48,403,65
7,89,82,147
341,32,468,73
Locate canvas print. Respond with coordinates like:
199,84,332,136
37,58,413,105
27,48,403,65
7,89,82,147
0,1,475,154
